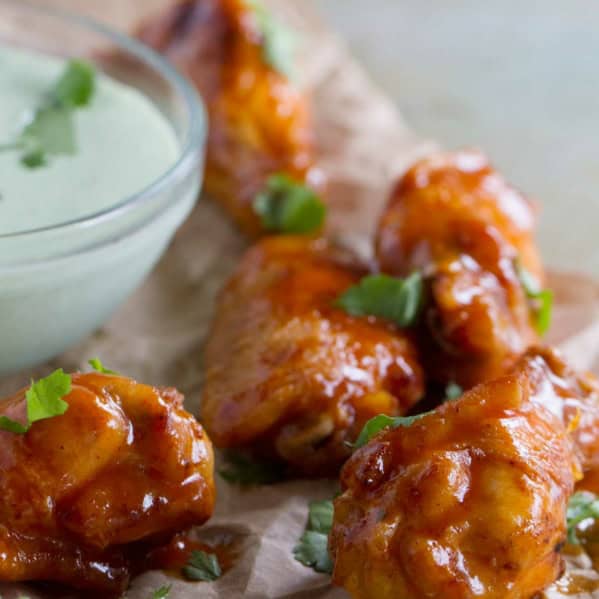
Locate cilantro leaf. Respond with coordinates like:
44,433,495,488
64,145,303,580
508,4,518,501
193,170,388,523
567,491,599,544
445,381,463,401
182,550,222,582
353,412,430,449
0,417,29,434
254,173,325,234
334,272,423,328
0,370,71,435
21,146,46,168
515,260,553,336
88,358,118,375
294,499,334,574
22,103,76,158
26,369,71,425
219,451,285,486
308,499,334,533
151,584,171,599
246,0,296,77
0,59,95,169
53,60,96,107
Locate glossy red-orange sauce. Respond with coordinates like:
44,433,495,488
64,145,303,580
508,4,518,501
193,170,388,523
147,529,240,578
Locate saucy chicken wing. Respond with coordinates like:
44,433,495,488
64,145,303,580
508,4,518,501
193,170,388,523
376,150,544,388
0,372,215,592
201,236,424,474
138,0,321,236
515,347,599,477
330,350,579,599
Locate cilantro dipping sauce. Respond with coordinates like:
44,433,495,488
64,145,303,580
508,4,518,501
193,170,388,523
0,44,179,234
0,19,204,376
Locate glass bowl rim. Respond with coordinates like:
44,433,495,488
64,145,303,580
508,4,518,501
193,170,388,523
0,0,206,241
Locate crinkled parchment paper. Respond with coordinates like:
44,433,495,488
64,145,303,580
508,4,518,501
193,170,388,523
1,1,599,597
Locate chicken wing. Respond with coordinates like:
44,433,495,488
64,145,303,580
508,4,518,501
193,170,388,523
330,350,579,599
516,347,599,478
0,372,214,592
138,0,321,236
376,150,543,388
201,236,424,474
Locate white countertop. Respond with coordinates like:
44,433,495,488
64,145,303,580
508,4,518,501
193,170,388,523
317,0,599,275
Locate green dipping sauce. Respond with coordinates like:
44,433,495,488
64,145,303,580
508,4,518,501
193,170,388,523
0,45,179,235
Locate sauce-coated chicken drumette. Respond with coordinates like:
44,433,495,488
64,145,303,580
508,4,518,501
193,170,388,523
138,0,321,236
201,236,424,475
376,150,544,388
0,372,215,592
331,349,591,599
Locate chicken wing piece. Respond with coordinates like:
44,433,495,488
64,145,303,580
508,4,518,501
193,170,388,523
515,347,599,477
376,150,543,388
201,236,424,474
0,372,214,592
138,0,321,236
330,350,579,599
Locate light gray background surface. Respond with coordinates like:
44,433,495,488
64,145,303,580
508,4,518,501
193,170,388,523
317,0,599,274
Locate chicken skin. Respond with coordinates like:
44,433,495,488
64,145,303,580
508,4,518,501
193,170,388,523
0,372,215,592
201,236,424,474
516,347,599,477
330,350,580,599
138,0,321,236
376,150,544,388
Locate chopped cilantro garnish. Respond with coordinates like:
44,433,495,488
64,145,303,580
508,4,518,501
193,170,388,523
183,550,222,582
0,417,29,435
567,491,599,544
307,498,334,533
246,0,296,77
253,173,326,234
445,381,463,401
353,412,430,449
219,451,285,486
515,260,553,336
0,369,71,434
151,585,171,599
294,499,334,574
0,59,95,168
334,272,423,328
88,358,118,375
53,60,95,107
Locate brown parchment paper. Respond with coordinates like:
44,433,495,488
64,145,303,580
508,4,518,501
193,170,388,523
1,1,599,597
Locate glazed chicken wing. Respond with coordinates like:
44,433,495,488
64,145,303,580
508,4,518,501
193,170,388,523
330,350,580,599
376,150,543,388
201,236,424,474
515,347,599,478
0,372,214,592
138,0,321,236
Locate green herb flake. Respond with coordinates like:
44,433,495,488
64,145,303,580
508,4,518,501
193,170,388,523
0,369,71,435
353,412,430,449
445,382,463,401
246,0,296,77
334,272,423,328
515,260,553,336
88,358,118,375
219,451,285,486
182,550,222,582
0,59,95,169
567,491,599,544
53,60,95,107
308,499,334,533
151,584,172,599
0,417,29,434
294,499,334,574
254,173,326,235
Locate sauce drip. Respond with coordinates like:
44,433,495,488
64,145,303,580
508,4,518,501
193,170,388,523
147,528,242,579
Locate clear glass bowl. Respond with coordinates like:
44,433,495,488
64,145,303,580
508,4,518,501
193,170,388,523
0,0,206,374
